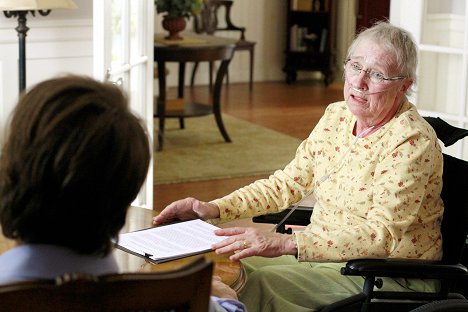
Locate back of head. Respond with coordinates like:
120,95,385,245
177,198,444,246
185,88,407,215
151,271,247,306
0,75,151,256
346,21,418,94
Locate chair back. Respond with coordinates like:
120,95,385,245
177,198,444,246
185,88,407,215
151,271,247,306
194,0,221,35
439,153,468,264
194,0,246,39
424,117,468,264
0,257,213,312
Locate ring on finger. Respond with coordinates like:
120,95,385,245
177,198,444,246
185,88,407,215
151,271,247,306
242,240,248,249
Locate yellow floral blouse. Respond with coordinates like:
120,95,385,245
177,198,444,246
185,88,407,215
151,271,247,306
212,100,444,262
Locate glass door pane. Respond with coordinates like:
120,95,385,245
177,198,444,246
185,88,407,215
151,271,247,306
94,0,154,208
418,51,462,115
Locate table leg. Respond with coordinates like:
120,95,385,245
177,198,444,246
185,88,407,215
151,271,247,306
178,63,186,129
190,62,199,87
213,59,232,143
209,61,214,91
249,47,254,91
156,61,167,151
178,62,185,98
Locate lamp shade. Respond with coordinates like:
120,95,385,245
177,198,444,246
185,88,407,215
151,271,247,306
0,0,77,10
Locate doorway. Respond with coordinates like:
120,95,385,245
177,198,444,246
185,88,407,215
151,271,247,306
355,0,390,33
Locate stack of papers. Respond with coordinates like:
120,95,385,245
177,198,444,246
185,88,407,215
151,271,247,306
115,219,227,263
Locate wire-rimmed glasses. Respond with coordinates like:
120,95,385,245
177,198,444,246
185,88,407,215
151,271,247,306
344,59,406,84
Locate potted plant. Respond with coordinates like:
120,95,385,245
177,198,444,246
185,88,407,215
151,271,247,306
155,0,204,40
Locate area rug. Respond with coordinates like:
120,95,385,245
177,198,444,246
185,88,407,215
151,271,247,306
154,114,302,184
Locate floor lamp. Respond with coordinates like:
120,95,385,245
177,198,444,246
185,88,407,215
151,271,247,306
0,0,77,93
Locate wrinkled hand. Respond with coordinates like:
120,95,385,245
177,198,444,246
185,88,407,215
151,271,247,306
211,276,238,300
212,227,297,261
152,197,220,225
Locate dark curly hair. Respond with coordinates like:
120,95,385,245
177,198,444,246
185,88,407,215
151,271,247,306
0,75,151,256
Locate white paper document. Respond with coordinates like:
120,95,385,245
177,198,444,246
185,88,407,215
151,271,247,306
115,219,227,263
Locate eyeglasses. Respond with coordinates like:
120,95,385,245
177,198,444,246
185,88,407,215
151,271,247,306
344,59,406,84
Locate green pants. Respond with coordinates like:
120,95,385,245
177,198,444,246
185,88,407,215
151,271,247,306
239,255,438,312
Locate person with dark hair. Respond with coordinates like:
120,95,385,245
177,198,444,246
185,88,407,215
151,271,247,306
0,75,245,312
0,75,151,280
154,22,444,311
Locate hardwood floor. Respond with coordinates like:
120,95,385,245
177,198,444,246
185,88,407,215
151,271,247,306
153,80,344,212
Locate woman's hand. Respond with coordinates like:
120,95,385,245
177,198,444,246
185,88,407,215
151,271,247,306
152,197,220,225
212,227,298,261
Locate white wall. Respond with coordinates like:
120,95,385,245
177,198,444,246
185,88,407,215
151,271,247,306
154,0,288,87
0,0,93,144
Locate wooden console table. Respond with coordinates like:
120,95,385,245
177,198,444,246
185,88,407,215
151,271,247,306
154,33,236,151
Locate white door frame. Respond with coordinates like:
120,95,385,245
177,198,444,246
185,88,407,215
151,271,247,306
390,0,468,159
93,0,154,209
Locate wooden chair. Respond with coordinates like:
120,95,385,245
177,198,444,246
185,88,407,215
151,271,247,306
0,257,213,312
192,0,256,91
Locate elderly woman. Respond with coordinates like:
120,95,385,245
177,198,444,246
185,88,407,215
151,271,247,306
154,22,444,311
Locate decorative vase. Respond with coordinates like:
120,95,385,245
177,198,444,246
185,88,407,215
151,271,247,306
162,16,186,40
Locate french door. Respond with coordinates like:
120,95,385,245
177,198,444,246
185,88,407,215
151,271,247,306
93,0,154,209
391,0,468,160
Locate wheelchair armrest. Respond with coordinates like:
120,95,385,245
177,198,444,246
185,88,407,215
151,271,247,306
252,206,313,226
424,117,468,147
342,259,468,280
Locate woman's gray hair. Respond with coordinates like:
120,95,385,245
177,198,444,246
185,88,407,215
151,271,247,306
346,21,418,95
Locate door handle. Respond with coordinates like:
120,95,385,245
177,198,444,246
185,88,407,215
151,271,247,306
105,68,124,87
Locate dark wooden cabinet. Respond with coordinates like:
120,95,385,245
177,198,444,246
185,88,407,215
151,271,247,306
283,0,335,85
